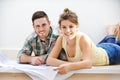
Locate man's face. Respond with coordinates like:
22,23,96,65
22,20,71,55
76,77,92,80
33,18,50,40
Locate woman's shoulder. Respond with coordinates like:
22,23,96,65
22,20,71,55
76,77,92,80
77,32,93,43
77,32,90,38
56,34,63,42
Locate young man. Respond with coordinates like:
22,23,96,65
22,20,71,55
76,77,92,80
17,11,65,66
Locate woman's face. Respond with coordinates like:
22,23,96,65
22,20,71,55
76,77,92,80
60,20,78,40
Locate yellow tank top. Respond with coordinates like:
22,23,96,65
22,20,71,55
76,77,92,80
62,33,109,66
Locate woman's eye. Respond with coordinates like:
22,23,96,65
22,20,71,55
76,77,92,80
62,26,66,29
69,25,73,28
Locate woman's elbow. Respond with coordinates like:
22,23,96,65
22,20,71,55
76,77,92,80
46,57,50,65
84,60,92,69
46,56,54,66
87,61,93,68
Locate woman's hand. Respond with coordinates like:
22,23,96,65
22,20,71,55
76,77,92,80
54,63,71,74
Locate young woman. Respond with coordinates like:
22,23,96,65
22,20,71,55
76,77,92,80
46,8,120,74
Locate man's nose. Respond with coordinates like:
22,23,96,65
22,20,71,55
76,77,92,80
39,26,44,30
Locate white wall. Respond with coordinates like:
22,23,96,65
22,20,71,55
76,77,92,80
0,0,120,50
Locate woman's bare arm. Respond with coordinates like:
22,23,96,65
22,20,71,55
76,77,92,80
46,36,68,66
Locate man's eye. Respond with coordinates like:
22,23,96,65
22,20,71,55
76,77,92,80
42,23,47,27
36,25,40,28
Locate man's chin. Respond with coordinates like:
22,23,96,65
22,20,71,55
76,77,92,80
38,35,46,39
39,33,45,36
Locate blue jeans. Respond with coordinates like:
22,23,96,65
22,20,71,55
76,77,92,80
97,35,120,65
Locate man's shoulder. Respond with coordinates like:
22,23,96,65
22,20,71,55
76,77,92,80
51,26,60,38
26,32,37,41
52,33,59,38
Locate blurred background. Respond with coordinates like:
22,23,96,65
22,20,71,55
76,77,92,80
0,0,120,51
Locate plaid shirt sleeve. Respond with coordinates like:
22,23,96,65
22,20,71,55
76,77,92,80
17,34,34,61
47,37,57,54
43,34,58,61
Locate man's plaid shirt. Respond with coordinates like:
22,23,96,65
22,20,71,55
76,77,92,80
17,27,58,60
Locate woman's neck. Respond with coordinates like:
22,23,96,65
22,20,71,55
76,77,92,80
67,36,76,46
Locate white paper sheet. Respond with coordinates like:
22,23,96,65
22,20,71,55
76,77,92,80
0,51,57,80
15,65,57,80
1,51,120,80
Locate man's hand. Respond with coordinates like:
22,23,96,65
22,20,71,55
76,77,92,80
31,56,45,66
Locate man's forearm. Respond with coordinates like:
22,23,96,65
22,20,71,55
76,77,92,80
19,54,32,64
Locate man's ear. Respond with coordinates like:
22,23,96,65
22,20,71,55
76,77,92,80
32,23,36,30
48,20,51,25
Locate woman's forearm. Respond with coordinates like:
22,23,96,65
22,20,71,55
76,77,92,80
46,57,67,66
69,60,92,71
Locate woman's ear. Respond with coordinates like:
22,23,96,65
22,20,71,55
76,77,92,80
59,26,61,29
76,24,79,29
76,24,79,32
58,26,62,34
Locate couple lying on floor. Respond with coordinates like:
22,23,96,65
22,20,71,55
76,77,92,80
17,8,120,74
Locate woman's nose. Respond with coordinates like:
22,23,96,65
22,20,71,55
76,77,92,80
66,28,70,32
